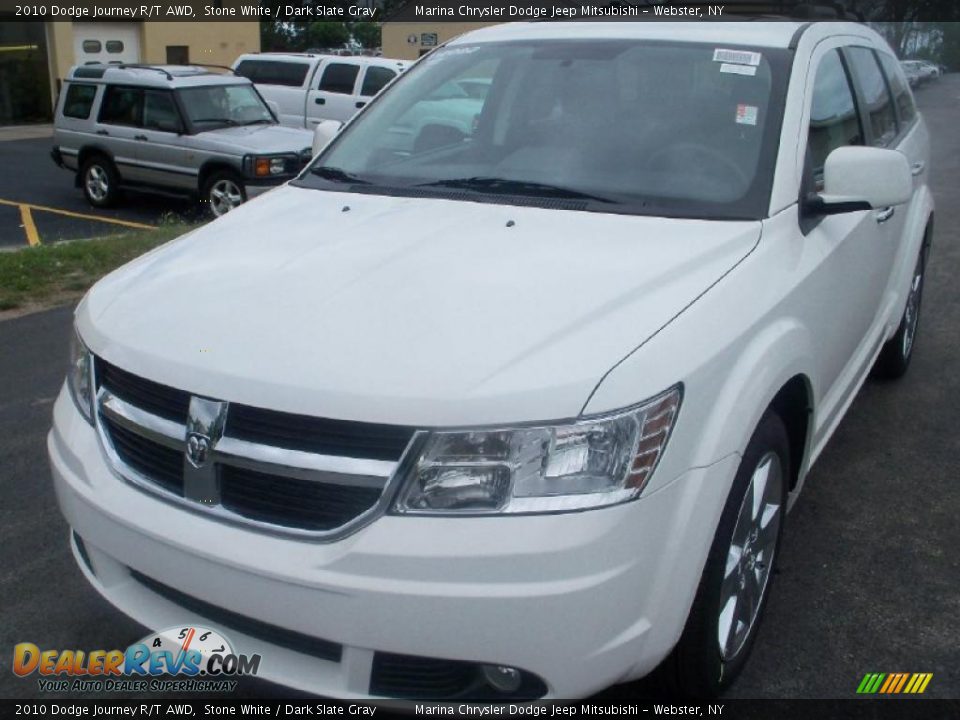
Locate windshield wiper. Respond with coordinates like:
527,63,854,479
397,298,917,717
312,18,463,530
192,118,237,126
416,176,616,204
242,118,274,126
309,166,370,185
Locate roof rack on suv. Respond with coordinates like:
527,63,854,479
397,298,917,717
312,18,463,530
113,64,175,80
180,63,239,75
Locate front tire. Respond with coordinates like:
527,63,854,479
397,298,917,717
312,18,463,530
203,171,246,218
872,241,928,380
80,155,120,208
653,410,789,698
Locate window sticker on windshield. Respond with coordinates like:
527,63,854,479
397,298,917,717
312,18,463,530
736,104,759,126
714,49,762,66
720,63,758,77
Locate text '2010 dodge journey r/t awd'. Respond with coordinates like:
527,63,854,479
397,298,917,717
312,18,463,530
50,22,933,699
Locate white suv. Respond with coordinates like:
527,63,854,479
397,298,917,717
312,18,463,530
51,22,932,700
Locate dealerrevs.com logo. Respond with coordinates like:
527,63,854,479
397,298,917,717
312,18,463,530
13,626,261,693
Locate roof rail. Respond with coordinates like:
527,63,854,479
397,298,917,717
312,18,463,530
114,64,175,80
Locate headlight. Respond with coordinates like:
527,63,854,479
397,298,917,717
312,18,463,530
68,328,94,425
393,386,681,515
244,155,295,178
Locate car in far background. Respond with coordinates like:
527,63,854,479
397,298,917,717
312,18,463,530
233,52,408,128
901,59,940,87
51,64,314,218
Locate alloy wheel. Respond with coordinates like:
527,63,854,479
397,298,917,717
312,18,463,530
86,165,109,202
209,179,244,217
717,451,783,662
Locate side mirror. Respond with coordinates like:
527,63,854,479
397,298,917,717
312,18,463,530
266,100,280,120
312,120,343,157
807,146,912,216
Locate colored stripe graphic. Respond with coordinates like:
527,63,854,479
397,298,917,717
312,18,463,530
857,672,932,694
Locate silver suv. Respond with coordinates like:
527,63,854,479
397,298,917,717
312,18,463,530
51,64,314,217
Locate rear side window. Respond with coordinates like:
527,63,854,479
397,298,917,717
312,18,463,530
877,52,916,126
318,63,360,95
63,83,97,119
99,86,143,126
360,67,396,97
808,49,862,186
845,47,898,147
235,60,309,87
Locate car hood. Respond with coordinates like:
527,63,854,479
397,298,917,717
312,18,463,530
78,186,760,427
197,124,313,154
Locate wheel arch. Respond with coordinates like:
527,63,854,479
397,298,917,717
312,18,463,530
75,145,116,187
197,161,243,195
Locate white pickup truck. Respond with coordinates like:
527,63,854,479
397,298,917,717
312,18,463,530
232,52,408,128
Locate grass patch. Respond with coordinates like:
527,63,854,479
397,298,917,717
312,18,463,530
0,221,197,314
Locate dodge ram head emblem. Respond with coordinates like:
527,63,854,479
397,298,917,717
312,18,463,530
186,433,211,468
183,397,228,503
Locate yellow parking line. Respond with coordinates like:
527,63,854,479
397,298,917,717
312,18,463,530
18,205,40,246
0,198,156,231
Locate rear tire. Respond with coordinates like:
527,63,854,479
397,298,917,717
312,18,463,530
652,410,790,698
872,240,928,380
80,155,120,208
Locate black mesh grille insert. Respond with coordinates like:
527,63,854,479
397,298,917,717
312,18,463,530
131,570,342,663
370,653,548,700
226,404,415,461
219,465,382,531
102,416,184,494
96,358,190,423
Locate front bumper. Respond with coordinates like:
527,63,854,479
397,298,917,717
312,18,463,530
48,386,737,699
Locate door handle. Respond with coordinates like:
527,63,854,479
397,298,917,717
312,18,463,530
95,129,108,136
134,135,148,141
355,101,366,109
314,97,325,105
911,161,926,176
875,207,895,224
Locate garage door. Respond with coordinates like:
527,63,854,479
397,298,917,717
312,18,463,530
73,23,140,66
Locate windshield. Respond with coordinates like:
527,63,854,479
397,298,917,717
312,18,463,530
298,40,789,219
178,84,273,129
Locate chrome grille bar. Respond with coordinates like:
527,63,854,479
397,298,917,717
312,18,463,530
93,383,412,540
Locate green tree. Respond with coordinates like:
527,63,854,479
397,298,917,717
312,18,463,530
350,22,382,50
307,22,351,51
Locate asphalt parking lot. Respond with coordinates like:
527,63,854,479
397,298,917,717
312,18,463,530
1,77,958,701
0,131,200,249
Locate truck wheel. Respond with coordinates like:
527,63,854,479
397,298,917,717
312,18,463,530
81,155,120,208
872,242,928,380
653,410,789,698
203,171,246,218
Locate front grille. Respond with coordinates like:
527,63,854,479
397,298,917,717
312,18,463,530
94,358,413,535
227,405,415,462
97,358,190,423
101,416,184,494
220,465,382,531
131,570,343,663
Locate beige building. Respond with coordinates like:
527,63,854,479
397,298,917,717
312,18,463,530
382,23,494,61
0,16,259,125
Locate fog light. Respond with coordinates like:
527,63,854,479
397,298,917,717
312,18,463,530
482,664,522,693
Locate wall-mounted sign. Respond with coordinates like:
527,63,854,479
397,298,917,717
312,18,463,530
421,33,438,47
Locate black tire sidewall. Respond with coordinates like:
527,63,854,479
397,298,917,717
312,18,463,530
666,410,790,697
81,156,118,208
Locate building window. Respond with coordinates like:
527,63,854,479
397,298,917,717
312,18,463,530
166,46,189,65
82,40,101,54
105,41,124,54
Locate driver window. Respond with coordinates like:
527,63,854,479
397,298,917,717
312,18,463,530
143,91,180,132
808,49,862,190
